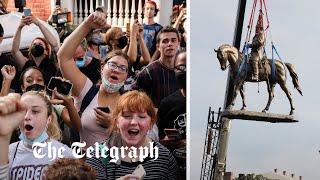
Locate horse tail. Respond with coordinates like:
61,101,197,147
285,63,303,96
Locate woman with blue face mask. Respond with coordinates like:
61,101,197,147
0,92,74,180
86,29,108,60
58,11,131,149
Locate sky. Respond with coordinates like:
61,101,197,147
190,0,320,179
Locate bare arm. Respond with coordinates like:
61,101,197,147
137,27,151,66
11,17,30,71
151,50,160,62
172,8,186,30
58,11,110,97
53,90,82,132
127,20,139,64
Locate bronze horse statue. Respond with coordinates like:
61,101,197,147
214,44,302,115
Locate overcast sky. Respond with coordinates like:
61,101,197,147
190,0,320,179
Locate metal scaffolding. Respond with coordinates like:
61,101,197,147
200,107,223,180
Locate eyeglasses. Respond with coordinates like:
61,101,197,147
174,65,186,72
107,62,128,74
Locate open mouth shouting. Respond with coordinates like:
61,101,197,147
110,75,119,81
25,124,34,133
128,129,139,137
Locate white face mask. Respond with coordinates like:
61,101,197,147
101,74,124,93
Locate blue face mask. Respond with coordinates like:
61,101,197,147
76,57,87,68
19,131,49,145
101,74,124,93
91,35,103,45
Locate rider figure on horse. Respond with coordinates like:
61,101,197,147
249,13,265,81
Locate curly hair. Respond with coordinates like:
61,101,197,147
42,158,96,180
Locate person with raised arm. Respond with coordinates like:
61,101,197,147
58,10,131,149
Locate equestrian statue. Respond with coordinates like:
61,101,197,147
214,43,302,115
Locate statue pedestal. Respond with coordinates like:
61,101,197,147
221,110,298,123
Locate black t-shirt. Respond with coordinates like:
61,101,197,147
157,90,186,139
79,57,101,84
0,53,20,91
55,57,101,85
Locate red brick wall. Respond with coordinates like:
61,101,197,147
6,0,52,21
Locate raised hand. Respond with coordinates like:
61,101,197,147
18,15,32,28
0,94,27,137
85,11,111,30
28,14,41,26
131,19,140,35
1,65,16,81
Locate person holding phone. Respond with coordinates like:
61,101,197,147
11,11,60,85
58,10,130,149
86,91,180,179
0,66,80,145
157,50,187,179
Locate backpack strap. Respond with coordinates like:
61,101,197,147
79,85,100,116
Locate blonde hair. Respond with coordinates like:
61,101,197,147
111,90,156,131
22,91,62,141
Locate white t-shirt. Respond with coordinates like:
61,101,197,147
8,139,74,180
74,78,110,149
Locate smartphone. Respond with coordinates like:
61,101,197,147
126,23,130,32
133,164,146,179
47,77,73,96
23,8,31,16
164,128,181,139
97,106,110,113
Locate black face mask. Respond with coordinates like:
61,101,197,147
31,45,45,57
25,84,45,92
175,71,186,90
117,36,128,49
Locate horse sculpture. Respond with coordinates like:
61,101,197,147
214,44,302,115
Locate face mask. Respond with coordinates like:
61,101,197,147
76,57,87,68
175,71,186,90
19,131,49,145
31,44,45,57
25,84,45,92
101,74,124,93
91,35,103,45
117,36,128,49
